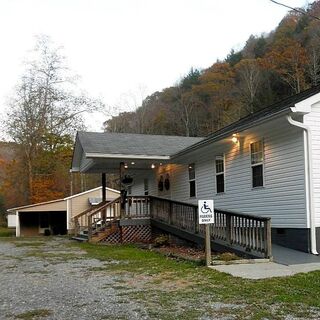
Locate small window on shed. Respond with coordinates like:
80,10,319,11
215,155,225,193
188,163,196,198
250,140,264,188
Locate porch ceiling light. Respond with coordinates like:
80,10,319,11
124,164,128,169
131,162,135,165
151,164,155,169
232,134,238,144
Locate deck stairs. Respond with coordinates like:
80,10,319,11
90,221,119,243
71,233,88,242
72,195,272,258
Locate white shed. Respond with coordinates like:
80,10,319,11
7,186,119,237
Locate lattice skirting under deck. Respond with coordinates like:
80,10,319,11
101,224,152,244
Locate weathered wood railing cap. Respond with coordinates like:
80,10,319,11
148,195,271,222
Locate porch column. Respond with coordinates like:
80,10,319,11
119,162,126,219
101,173,107,221
102,173,106,202
16,211,20,237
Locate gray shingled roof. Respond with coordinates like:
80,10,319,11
77,132,204,157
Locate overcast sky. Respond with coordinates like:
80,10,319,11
0,0,311,137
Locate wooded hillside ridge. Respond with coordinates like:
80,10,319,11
104,1,320,137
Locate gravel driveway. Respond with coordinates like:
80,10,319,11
0,237,147,320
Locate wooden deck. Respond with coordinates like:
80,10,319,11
73,195,272,259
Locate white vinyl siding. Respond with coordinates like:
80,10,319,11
129,117,307,228
304,102,320,227
170,117,307,228
129,170,157,197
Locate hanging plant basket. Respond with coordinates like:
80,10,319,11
122,175,133,185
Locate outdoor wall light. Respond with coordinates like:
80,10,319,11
151,164,155,169
232,134,238,144
131,162,135,165
124,164,128,169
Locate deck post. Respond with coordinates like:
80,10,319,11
266,219,272,259
87,215,92,239
168,202,173,225
194,207,199,234
226,215,231,244
119,162,126,219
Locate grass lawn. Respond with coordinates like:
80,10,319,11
73,242,320,320
0,226,15,237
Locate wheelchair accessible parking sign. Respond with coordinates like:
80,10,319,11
198,200,214,224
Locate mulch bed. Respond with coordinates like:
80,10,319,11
154,245,206,262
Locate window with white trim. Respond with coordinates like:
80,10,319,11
188,163,196,198
215,155,225,193
250,140,264,188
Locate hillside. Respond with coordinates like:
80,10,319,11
105,1,320,137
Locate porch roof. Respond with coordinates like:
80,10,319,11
71,132,204,172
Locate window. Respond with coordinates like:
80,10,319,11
251,140,264,188
188,163,196,197
144,178,149,195
215,155,225,193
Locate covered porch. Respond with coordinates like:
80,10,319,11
71,132,272,259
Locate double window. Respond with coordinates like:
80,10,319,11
188,164,196,198
215,156,225,193
250,140,264,188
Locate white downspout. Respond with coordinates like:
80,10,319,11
287,115,318,255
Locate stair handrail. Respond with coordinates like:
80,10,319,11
87,196,121,217
87,196,121,238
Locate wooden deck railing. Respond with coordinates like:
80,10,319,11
73,194,272,258
74,196,151,238
87,197,121,238
149,196,272,258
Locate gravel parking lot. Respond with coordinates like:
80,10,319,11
0,238,147,320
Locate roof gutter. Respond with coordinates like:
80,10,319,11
287,114,318,255
86,153,170,160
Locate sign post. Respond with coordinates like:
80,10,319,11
198,200,214,267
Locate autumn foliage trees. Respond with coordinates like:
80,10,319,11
0,36,102,210
105,1,320,137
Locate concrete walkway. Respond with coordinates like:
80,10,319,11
210,244,320,279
